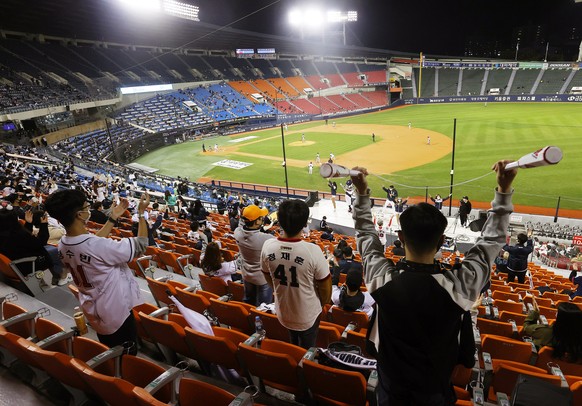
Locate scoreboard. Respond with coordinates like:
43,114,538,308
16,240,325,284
236,48,276,59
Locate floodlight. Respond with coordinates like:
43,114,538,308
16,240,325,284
118,0,161,12
327,11,344,23
347,11,358,22
288,9,302,26
304,8,323,27
163,0,200,21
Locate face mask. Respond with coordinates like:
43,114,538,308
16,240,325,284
78,209,91,225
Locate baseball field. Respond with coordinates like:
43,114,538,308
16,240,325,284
135,103,582,213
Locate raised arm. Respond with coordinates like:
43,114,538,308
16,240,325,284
351,167,393,292
451,160,518,309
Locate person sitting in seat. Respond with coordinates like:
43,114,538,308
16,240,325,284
89,201,108,224
0,202,69,286
523,297,582,361
331,268,375,318
332,246,362,285
200,242,241,283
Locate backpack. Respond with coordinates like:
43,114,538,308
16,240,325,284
511,374,572,406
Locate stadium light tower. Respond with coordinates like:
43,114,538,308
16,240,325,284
117,0,200,21
288,8,357,45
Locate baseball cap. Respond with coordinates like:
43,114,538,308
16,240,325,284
242,205,268,221
346,269,363,291
463,196,469,199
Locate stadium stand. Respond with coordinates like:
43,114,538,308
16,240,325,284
459,68,485,96
414,67,437,97
285,76,313,94
247,58,278,79
485,68,513,95
510,69,541,94
364,70,388,85
536,69,570,94
437,68,460,96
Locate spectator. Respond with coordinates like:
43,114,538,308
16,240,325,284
319,216,331,232
523,298,582,360
187,221,207,250
331,268,375,318
261,199,331,348
90,201,108,224
234,205,274,306
503,231,533,283
0,203,68,286
494,250,510,275
391,239,405,256
191,199,208,222
333,246,362,285
229,210,240,232
569,270,582,299
200,242,240,282
350,160,516,404
164,190,177,212
45,190,150,352
131,211,162,247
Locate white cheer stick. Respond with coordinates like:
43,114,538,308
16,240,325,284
505,146,563,171
319,163,361,178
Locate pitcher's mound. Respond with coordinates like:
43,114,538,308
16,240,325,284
289,141,315,147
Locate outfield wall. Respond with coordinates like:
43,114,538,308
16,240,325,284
402,94,582,105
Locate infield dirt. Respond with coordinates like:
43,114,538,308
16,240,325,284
220,124,452,174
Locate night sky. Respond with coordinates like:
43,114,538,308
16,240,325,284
196,0,582,56
2,0,582,57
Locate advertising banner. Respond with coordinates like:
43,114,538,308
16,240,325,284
404,94,582,105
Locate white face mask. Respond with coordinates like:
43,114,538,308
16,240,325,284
78,206,91,225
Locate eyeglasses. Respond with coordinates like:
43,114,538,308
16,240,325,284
78,204,91,214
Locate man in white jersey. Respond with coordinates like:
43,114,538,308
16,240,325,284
261,199,331,348
45,189,150,352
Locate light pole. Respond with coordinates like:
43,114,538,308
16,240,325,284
288,9,357,45
281,123,289,197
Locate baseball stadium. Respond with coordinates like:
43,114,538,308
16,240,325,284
1,0,582,405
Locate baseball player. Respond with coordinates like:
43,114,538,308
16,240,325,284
315,153,321,164
261,199,331,348
308,161,313,175
45,190,150,352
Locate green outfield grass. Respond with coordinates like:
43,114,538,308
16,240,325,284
135,103,582,210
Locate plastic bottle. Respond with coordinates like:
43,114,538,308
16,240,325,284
254,315,264,334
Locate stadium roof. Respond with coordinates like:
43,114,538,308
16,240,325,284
0,0,411,59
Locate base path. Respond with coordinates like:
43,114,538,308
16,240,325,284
221,124,452,174
308,124,452,174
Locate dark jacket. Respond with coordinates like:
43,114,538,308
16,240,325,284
90,209,108,225
332,258,363,285
0,223,52,275
503,239,533,272
459,200,472,215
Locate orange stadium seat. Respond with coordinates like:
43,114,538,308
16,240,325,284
302,358,369,406
481,334,534,365
238,338,306,398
